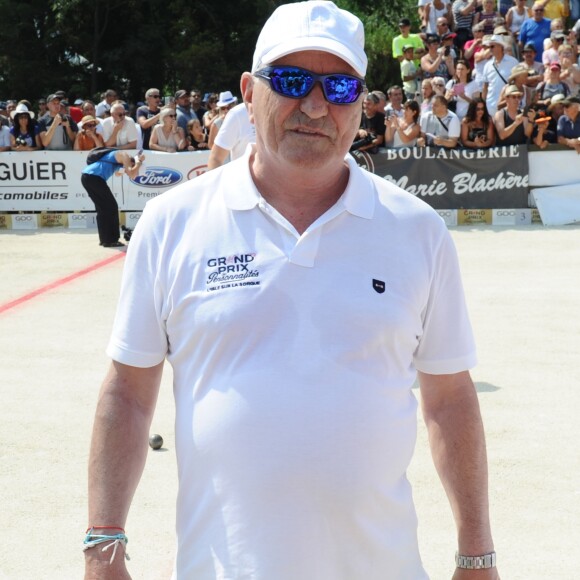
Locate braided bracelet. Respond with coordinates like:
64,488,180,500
83,527,130,564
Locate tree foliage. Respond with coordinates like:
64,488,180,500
0,0,417,103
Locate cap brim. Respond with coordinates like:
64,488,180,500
254,37,366,77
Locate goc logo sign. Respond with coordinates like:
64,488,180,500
131,167,182,187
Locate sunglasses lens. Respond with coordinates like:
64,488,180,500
324,75,364,104
270,68,314,99
263,67,363,105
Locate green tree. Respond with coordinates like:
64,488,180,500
0,0,418,104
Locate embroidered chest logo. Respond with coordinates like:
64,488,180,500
206,253,260,292
372,279,386,294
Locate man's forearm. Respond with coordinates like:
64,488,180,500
420,371,494,555
86,361,163,573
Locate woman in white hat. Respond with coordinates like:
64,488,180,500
9,104,41,151
207,91,238,148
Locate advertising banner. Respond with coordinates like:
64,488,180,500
351,145,529,209
0,150,211,212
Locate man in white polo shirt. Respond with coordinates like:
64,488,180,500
85,2,498,579
419,95,461,147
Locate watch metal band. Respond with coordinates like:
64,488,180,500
455,551,497,569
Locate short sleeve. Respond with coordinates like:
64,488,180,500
413,229,477,374
106,204,169,367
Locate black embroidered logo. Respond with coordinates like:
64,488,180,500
372,279,385,294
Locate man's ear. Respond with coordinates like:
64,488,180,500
240,72,255,124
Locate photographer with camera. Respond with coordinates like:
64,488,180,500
421,34,455,83
9,104,40,151
37,93,78,150
493,84,534,145
350,93,386,154
460,97,496,148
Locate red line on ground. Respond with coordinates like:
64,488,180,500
0,251,126,315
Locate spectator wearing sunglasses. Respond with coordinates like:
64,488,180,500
9,104,41,151
136,88,163,149
74,115,105,151
85,2,498,578
421,34,455,82
149,106,186,152
102,102,138,149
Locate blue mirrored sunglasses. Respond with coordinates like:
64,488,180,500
254,66,366,105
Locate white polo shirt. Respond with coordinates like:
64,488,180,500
108,148,476,579
213,103,256,160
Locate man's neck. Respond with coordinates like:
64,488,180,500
249,151,350,234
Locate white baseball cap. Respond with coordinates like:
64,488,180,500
252,1,367,77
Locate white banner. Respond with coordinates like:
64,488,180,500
0,150,211,211
532,185,580,226
2,148,580,215
528,149,580,188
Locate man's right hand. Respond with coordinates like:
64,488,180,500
84,549,131,579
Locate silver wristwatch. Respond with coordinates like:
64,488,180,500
455,551,497,569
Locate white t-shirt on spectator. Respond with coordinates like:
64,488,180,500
102,117,138,147
420,109,461,140
213,103,256,161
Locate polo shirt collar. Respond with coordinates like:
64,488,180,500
223,145,375,220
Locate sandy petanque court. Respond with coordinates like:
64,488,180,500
1,225,579,579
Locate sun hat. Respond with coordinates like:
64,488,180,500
402,44,414,52
522,42,536,52
548,93,566,110
252,1,367,77
508,63,532,81
561,95,580,107
80,115,97,125
174,90,188,99
505,84,523,97
216,91,238,107
10,103,35,120
46,93,61,103
488,34,507,46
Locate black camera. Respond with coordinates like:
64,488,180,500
121,225,133,242
444,46,451,56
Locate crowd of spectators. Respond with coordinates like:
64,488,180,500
0,88,240,154
2,1,580,158
351,0,580,154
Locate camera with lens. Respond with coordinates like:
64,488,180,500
121,225,133,242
